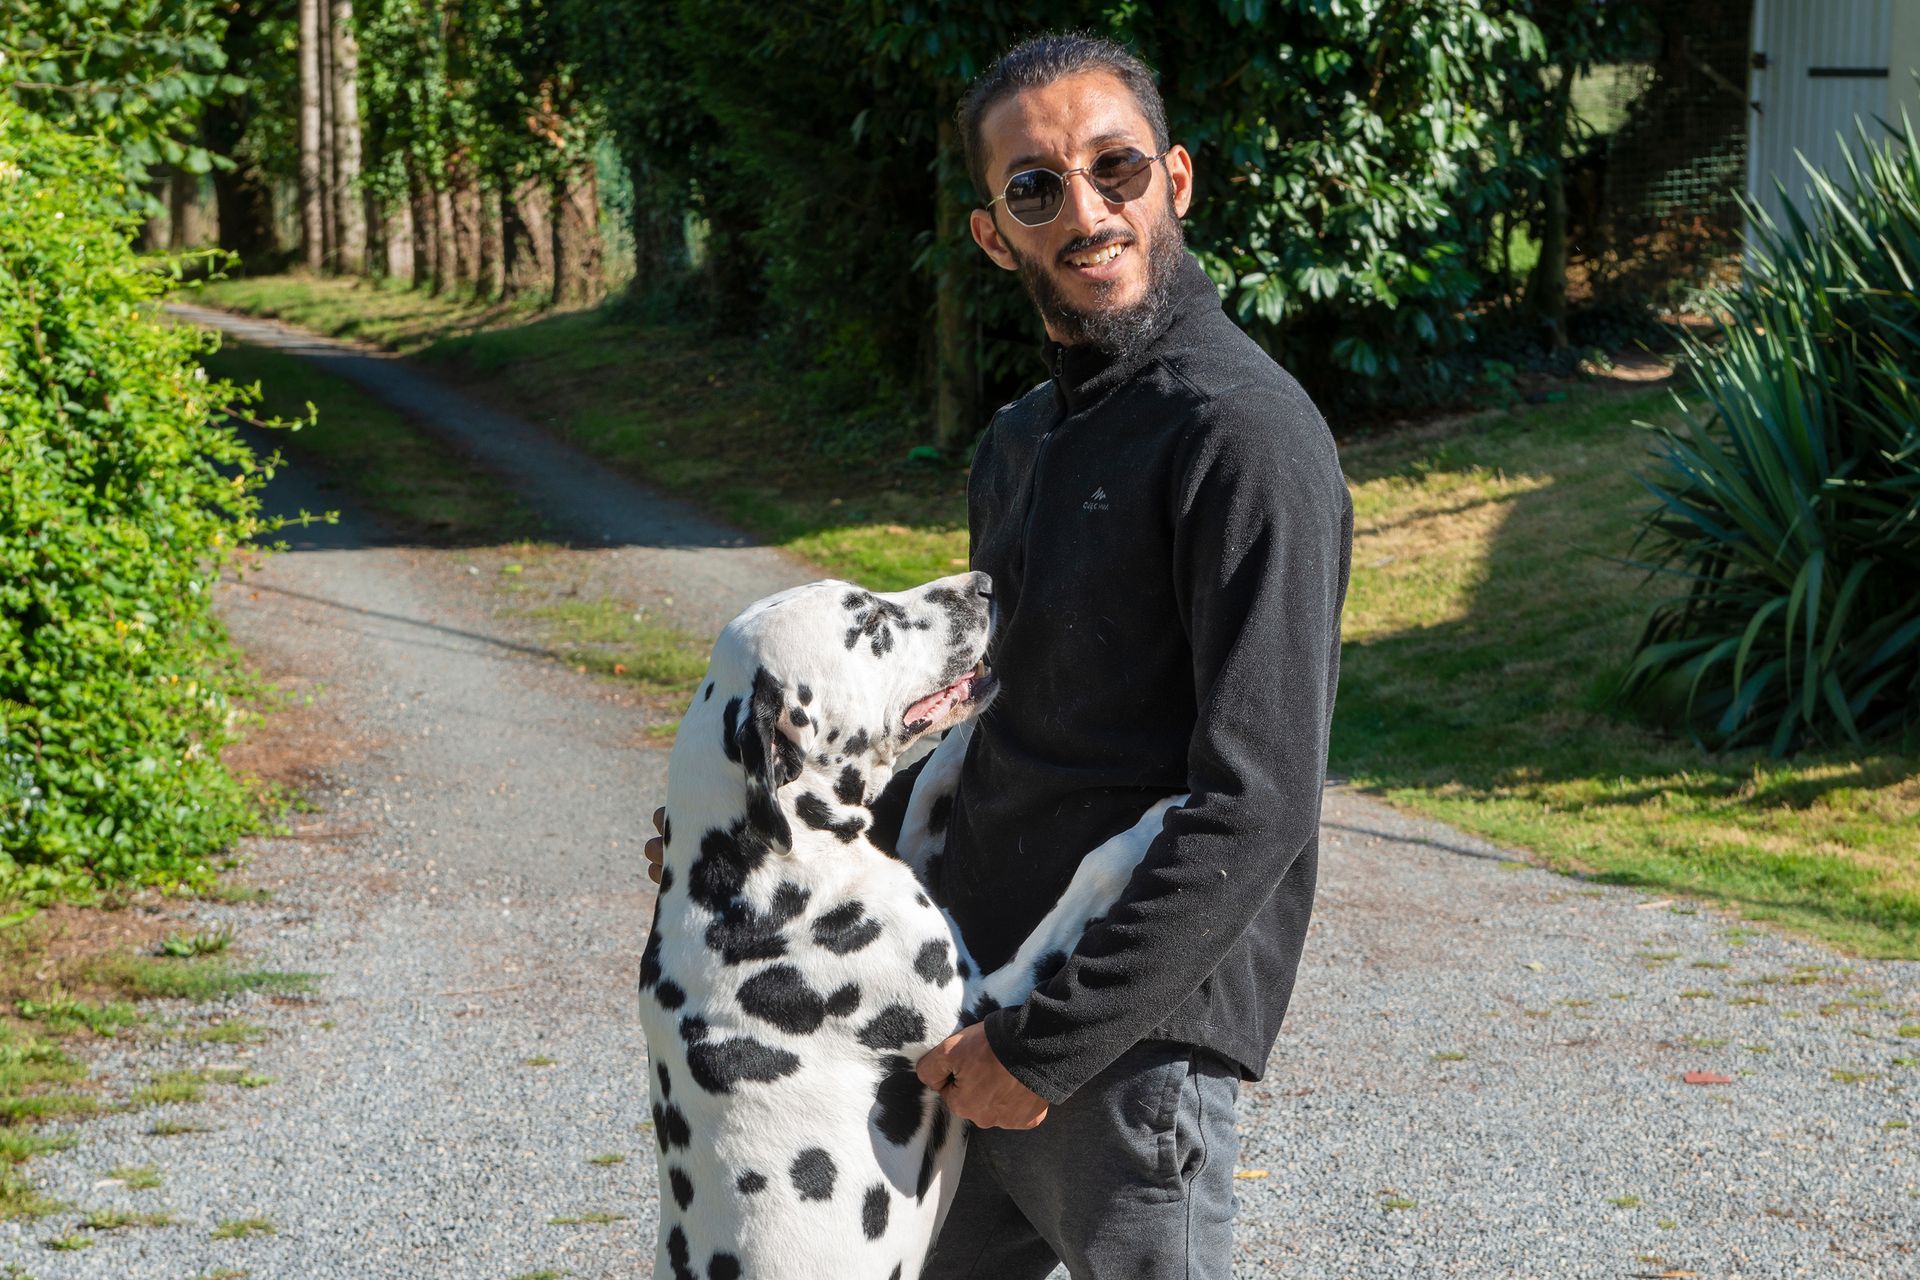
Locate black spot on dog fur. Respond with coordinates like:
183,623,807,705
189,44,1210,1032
721,697,743,764
927,793,953,835
790,705,810,727
857,1005,927,1052
704,877,810,965
796,792,866,843
862,1182,890,1240
889,1267,902,1280
916,1102,949,1202
843,728,870,756
796,683,812,706
736,964,852,1034
638,930,663,991
656,980,687,1010
687,1036,800,1095
915,892,930,908
826,728,840,744
670,1166,695,1209
709,1255,742,1280
688,823,776,915
834,765,864,805
965,993,1001,1022
703,682,714,702
790,1147,836,1200
657,1061,672,1098
668,1226,697,1280
872,1055,926,1146
658,864,674,896
1031,949,1070,989
955,956,971,979
827,982,861,1017
736,1170,767,1195
914,939,954,985
812,902,883,955
653,1101,692,1151
679,1015,709,1043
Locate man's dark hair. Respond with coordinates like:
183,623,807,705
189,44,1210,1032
956,33,1170,204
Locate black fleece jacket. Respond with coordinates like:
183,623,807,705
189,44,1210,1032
936,252,1352,1104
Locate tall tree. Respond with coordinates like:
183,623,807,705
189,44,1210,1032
298,0,326,268
330,0,368,273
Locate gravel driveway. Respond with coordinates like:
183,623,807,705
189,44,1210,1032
6,310,1914,1278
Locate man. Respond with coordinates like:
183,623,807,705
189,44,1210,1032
908,33,1351,1279
647,32,1351,1278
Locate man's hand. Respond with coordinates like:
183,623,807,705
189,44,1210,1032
916,1022,1049,1130
645,806,665,884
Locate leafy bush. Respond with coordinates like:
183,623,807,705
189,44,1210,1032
0,100,282,900
1624,117,1920,753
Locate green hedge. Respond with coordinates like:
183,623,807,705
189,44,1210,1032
1,101,278,901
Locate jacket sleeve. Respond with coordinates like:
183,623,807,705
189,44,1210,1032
981,387,1353,1102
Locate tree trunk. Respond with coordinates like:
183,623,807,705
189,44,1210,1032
479,182,506,300
1523,62,1575,350
550,158,603,309
451,165,482,286
329,0,366,274
504,175,555,300
205,105,276,267
434,185,458,293
382,195,415,283
297,0,325,270
933,116,976,451
318,0,340,268
408,165,437,292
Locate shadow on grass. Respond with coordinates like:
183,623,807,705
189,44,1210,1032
1328,389,1920,956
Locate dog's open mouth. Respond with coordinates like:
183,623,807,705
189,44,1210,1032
903,659,996,730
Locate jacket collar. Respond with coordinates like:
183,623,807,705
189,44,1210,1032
1043,252,1221,416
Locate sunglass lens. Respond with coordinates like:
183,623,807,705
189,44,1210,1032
1091,151,1154,203
1003,169,1063,226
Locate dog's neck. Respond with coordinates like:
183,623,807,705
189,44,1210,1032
662,751,899,873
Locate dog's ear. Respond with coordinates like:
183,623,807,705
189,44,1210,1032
734,667,814,851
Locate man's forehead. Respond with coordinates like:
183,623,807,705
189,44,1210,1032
980,71,1151,178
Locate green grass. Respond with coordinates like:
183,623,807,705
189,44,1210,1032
181,275,1920,957
132,1070,206,1107
13,995,140,1038
189,1019,269,1045
1,1165,65,1220
43,1230,91,1250
106,1163,162,1190
1332,389,1920,958
78,955,316,1003
82,1206,175,1230
587,1152,626,1166
210,1216,277,1239
521,599,708,698
548,1210,628,1225
158,926,235,958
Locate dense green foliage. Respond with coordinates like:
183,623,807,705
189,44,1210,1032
0,0,241,214
0,101,284,900
1625,119,1920,754
580,0,1648,421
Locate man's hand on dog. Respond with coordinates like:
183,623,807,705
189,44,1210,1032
917,1023,1049,1130
646,806,665,884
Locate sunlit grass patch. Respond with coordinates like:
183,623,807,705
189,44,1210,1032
1333,389,1920,957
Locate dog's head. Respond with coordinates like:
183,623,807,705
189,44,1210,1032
673,572,997,850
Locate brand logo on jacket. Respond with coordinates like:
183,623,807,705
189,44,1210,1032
1082,486,1110,513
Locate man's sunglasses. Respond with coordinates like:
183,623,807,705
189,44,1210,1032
985,147,1171,227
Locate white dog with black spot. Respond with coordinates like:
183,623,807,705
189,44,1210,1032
638,572,1181,1280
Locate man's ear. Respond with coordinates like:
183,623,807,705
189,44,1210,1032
970,206,1019,271
735,666,815,850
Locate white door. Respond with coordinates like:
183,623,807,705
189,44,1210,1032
1745,0,1896,234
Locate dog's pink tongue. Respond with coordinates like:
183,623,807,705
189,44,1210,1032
905,674,973,726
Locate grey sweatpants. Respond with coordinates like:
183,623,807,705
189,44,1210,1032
922,1041,1241,1280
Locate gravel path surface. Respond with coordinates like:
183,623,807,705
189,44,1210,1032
7,310,1914,1277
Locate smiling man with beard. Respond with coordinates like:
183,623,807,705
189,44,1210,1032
906,32,1355,1280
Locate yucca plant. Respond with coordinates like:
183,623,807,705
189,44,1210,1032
1624,114,1920,755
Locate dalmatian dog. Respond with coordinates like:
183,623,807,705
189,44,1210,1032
638,572,1181,1280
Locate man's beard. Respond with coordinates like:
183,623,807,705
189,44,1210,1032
1010,197,1186,358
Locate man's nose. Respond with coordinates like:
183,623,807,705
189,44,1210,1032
1056,169,1118,237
